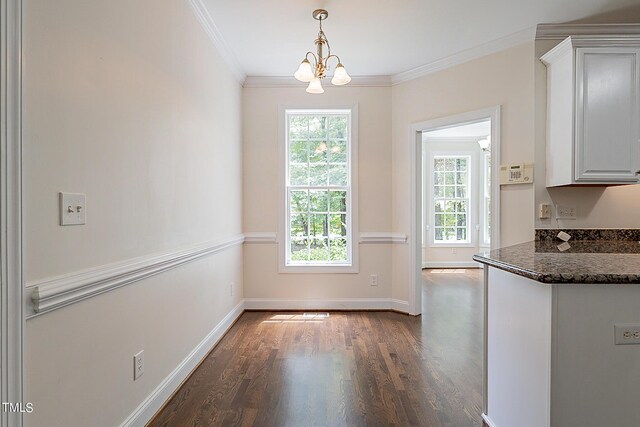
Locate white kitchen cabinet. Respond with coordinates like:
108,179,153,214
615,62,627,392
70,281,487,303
541,36,640,187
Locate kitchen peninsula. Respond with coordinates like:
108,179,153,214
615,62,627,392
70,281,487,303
473,230,640,427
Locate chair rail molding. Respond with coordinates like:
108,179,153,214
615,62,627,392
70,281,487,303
359,232,408,244
28,235,245,317
243,232,278,244
244,231,407,245
0,0,24,425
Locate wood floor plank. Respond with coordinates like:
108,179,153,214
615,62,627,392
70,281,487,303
150,269,483,427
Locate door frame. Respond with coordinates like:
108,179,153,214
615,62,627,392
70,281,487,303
1,0,24,425
408,106,501,315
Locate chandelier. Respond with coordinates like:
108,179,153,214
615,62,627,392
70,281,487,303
293,9,352,94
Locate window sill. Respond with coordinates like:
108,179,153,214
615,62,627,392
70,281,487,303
279,264,359,274
429,243,476,248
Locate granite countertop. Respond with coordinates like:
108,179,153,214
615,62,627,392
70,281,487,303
473,240,640,284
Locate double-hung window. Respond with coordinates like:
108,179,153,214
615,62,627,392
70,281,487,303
282,109,357,272
432,155,471,244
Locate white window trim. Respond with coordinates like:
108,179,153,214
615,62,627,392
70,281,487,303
426,149,479,248
278,105,359,274
481,151,491,248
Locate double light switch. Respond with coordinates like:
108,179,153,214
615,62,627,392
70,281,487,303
60,192,86,225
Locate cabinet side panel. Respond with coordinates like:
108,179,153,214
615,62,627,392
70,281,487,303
546,51,574,187
487,268,552,427
552,284,640,427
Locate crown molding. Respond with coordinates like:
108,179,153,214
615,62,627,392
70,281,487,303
187,0,246,83
536,23,640,40
391,26,536,85
243,75,392,88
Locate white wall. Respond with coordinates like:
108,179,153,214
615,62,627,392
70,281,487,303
242,86,395,304
22,0,243,425
392,42,536,302
535,38,640,230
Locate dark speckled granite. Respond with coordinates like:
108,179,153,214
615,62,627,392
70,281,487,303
473,240,640,284
535,229,640,242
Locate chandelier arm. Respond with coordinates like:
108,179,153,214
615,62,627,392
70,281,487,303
305,51,319,66
323,54,341,68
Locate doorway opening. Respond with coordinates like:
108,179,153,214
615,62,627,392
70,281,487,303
408,106,500,315
422,120,491,268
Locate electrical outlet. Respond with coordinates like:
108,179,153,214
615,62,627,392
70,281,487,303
370,274,378,287
555,204,577,220
614,324,640,345
133,350,144,380
539,203,551,219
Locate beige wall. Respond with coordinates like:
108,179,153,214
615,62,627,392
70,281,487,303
242,86,394,301
535,38,640,230
392,42,536,301
22,0,243,425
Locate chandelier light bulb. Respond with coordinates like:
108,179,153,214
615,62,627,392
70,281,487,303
306,77,324,94
294,59,314,82
331,63,351,86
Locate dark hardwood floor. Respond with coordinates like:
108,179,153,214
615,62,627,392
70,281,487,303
150,269,483,427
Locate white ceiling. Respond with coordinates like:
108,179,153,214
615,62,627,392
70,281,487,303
201,0,638,77
423,120,491,139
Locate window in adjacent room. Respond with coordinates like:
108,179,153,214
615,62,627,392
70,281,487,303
282,109,357,272
432,155,471,244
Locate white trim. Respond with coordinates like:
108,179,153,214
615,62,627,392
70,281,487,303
278,106,360,274
359,232,407,244
425,150,478,248
481,413,498,427
243,232,277,244
422,261,482,269
244,231,406,244
243,75,391,88
0,0,23,425
391,27,535,85
120,300,245,427
409,106,501,317
27,235,245,317
244,298,411,314
187,0,246,83
541,36,640,66
536,24,640,40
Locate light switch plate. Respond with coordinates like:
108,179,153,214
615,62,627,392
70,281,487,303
59,192,86,226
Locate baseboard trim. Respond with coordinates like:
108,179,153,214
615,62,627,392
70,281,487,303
120,300,245,427
27,234,244,317
244,298,411,314
481,413,498,427
422,261,482,269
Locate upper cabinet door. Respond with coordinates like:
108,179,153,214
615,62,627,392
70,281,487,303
575,48,640,182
